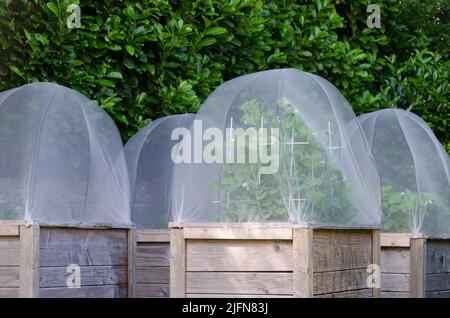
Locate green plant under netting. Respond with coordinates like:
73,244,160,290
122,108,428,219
213,100,357,224
382,185,450,234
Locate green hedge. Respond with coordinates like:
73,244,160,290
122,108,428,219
0,0,448,150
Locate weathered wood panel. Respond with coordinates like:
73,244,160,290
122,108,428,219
183,227,292,240
312,230,372,272
20,225,40,298
381,247,410,274
293,228,313,297
170,229,186,298
380,233,411,247
39,266,128,288
381,273,410,292
315,289,372,298
0,237,20,266
380,291,409,298
186,240,292,272
186,272,292,295
39,228,128,267
136,229,170,242
410,238,426,298
425,273,450,292
136,266,170,284
0,267,20,287
136,243,170,267
0,287,19,298
426,290,450,298
426,240,450,274
39,285,128,298
313,269,368,295
136,283,169,298
0,225,20,236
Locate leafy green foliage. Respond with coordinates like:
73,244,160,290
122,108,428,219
0,0,448,151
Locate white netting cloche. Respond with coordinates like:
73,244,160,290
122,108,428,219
0,82,131,227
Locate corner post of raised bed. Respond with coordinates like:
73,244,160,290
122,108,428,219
128,228,137,298
170,225,186,298
19,224,40,298
410,236,426,298
293,225,313,298
371,229,381,298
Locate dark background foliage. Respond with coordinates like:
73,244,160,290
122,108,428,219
0,0,448,150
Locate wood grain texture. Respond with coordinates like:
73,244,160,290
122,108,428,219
186,272,292,295
137,243,170,267
410,238,426,298
315,289,372,298
371,229,380,298
381,247,410,274
0,267,20,287
183,227,292,240
39,285,127,298
313,269,368,295
380,291,409,298
39,266,128,288
312,230,372,272
381,273,410,292
170,228,185,298
128,229,136,298
0,287,19,298
136,283,169,298
136,229,170,242
425,273,450,292
293,228,312,297
186,240,292,272
19,225,40,298
0,225,20,236
136,266,170,284
0,237,20,266
380,233,411,247
426,240,450,274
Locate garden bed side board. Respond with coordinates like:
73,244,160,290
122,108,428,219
169,223,380,298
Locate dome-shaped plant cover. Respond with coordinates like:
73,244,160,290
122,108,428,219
125,114,195,229
0,83,130,227
171,69,381,227
359,109,450,237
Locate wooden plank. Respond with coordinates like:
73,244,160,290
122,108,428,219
137,243,170,267
136,229,170,242
136,267,170,284
426,240,450,274
128,229,136,298
183,227,292,240
39,285,127,298
426,290,450,298
380,291,409,298
0,237,20,266
381,273,410,292
187,293,292,298
0,267,20,287
136,283,169,298
170,228,185,298
0,225,20,236
293,228,313,298
381,247,410,274
410,238,426,298
40,246,128,267
425,273,450,292
315,289,372,298
0,287,19,298
313,269,368,295
372,229,380,298
380,233,411,247
39,228,128,246
186,240,292,272
19,225,40,298
186,272,292,295
312,230,372,272
39,266,128,288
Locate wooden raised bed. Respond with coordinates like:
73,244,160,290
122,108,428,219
169,223,380,298
380,233,450,298
134,229,170,298
0,221,134,298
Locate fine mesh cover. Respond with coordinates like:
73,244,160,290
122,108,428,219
359,109,450,237
0,83,131,227
171,69,381,227
125,114,195,229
